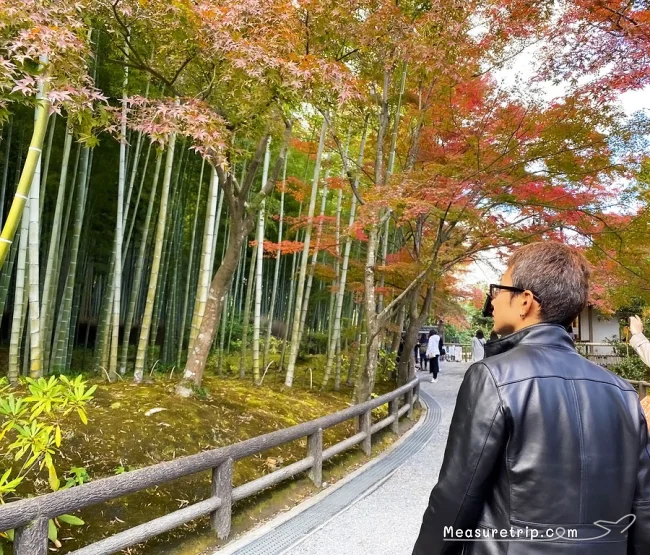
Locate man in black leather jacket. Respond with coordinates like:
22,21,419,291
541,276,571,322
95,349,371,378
413,242,650,555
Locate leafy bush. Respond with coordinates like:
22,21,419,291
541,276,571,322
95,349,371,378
300,332,329,356
0,375,96,551
376,349,397,385
609,356,650,382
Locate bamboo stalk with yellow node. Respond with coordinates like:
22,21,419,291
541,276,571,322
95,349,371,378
0,78,51,269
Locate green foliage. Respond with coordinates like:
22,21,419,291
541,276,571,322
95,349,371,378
64,466,90,489
192,385,211,400
0,376,95,550
376,349,397,385
266,336,282,356
602,335,650,381
300,332,329,356
609,356,650,382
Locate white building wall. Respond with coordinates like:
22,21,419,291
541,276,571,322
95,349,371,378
577,306,621,355
592,317,620,343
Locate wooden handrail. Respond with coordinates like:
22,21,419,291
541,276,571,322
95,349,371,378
2,377,421,554
627,379,650,400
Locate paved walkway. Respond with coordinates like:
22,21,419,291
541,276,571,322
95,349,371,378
222,362,469,555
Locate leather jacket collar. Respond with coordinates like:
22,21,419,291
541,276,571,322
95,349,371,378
485,323,575,358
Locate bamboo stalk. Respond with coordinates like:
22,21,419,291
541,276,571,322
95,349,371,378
239,242,257,378
322,119,369,388
39,113,56,218
7,215,28,382
263,155,287,369
0,77,50,269
284,117,328,386
0,115,14,224
123,141,152,261
119,149,163,374
188,166,219,355
177,158,205,366
0,233,19,319
50,147,90,373
41,125,74,373
134,136,177,383
296,168,329,348
252,139,271,383
108,57,130,381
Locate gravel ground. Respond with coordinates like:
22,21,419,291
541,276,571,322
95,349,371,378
286,362,468,555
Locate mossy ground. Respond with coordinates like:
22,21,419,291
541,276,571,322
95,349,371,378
1,348,416,554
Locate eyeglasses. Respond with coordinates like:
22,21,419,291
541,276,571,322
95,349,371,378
489,284,542,305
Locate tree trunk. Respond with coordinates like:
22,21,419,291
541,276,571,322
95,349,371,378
377,64,407,313
177,217,246,396
178,127,290,393
397,285,434,384
356,221,381,403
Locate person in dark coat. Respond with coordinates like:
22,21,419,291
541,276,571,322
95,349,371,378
413,242,650,555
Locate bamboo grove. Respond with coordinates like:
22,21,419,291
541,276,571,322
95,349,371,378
1,0,649,402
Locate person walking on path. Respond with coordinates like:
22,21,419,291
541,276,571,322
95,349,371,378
413,242,650,555
417,332,428,371
470,329,486,362
426,329,442,382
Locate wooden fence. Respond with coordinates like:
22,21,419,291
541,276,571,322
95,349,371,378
445,342,627,367
0,378,421,555
628,379,650,400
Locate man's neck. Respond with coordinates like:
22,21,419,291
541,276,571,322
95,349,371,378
511,318,542,334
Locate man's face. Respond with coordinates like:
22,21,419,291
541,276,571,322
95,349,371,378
491,268,520,335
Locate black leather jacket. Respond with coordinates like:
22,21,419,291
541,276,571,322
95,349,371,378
413,323,650,555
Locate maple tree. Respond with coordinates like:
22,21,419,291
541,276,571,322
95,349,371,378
0,0,646,401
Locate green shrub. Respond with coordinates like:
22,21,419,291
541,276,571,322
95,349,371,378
300,332,329,356
0,375,95,550
609,356,650,382
376,349,397,385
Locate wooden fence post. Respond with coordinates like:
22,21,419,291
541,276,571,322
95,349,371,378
360,410,371,456
308,428,323,487
407,387,414,420
640,382,648,400
14,517,48,555
211,458,233,540
390,398,399,435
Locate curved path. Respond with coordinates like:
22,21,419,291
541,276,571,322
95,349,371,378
219,362,469,555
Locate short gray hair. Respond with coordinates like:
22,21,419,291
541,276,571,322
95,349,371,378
508,242,591,325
